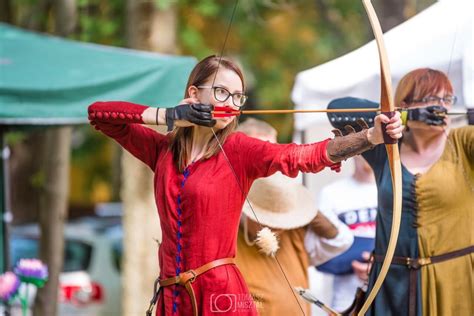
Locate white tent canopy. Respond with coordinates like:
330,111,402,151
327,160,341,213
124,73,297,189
291,0,473,131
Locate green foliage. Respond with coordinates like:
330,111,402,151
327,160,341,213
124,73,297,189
195,0,220,16
73,0,126,46
155,0,179,11
5,132,28,146
180,25,213,57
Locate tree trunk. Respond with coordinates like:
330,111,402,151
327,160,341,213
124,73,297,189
126,0,177,53
122,1,177,314
126,0,154,51
121,149,161,316
0,0,12,23
33,127,72,316
111,144,122,201
149,9,178,54
52,0,77,36
32,2,76,315
23,0,51,32
9,133,43,224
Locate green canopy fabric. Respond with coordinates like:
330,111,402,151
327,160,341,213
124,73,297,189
0,23,196,125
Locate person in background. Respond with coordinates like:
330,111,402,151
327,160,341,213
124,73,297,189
314,154,377,312
235,118,354,316
303,97,380,313
361,68,474,316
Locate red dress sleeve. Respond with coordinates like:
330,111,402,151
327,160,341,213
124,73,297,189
88,101,167,170
231,132,338,180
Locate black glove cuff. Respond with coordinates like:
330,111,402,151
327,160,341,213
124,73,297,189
468,108,474,125
165,108,175,132
407,105,446,126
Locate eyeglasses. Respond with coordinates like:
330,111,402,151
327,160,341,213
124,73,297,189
411,95,457,106
198,86,248,108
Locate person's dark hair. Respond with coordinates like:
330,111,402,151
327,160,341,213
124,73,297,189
170,55,245,171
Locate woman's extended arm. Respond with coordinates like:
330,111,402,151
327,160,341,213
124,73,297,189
234,112,402,181
232,133,337,180
88,101,166,170
326,111,403,163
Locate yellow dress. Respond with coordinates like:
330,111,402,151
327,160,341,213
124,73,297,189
416,126,474,316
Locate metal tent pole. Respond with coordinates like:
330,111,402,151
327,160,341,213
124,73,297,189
0,129,6,273
0,128,10,274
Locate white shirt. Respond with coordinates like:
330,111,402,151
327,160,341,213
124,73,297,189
307,177,377,312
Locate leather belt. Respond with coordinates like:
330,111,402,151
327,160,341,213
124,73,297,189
373,245,473,316
146,257,235,316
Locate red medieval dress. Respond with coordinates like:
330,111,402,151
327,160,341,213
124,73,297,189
88,101,337,315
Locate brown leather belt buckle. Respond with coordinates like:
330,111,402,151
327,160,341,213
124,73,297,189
406,257,420,269
406,257,431,269
179,270,197,285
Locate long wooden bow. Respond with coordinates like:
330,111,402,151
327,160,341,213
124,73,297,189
357,1,403,315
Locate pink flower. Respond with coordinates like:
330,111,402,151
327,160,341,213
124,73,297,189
0,272,20,301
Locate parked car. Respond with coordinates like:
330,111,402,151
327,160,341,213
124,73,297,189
5,216,123,316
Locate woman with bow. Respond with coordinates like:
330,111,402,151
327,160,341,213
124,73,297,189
361,68,473,316
88,55,402,315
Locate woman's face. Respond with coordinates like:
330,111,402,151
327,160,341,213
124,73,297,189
189,68,244,130
405,89,453,132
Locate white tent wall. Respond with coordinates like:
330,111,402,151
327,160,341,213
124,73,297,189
293,0,472,130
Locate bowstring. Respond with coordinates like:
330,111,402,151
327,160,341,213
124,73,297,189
442,5,472,192
209,1,239,89
207,2,305,314
445,6,459,79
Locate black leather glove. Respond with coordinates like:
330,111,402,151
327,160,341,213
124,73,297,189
467,108,474,125
407,105,447,126
165,103,216,131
